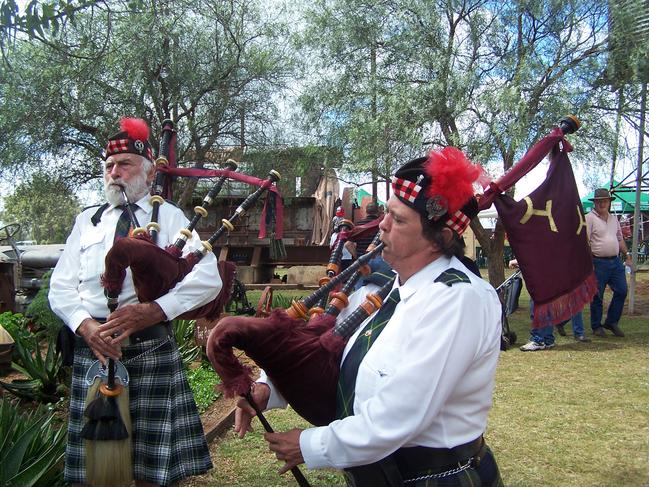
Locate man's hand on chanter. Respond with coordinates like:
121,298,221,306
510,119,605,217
99,302,166,345
234,382,270,438
77,318,122,365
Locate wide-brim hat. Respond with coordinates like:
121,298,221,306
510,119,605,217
104,117,154,162
391,147,482,236
588,188,615,201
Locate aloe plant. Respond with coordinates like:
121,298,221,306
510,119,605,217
172,319,200,368
0,397,67,487
0,314,67,403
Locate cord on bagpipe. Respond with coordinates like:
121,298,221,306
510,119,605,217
170,159,239,254
190,169,281,258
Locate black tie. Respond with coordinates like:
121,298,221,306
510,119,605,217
336,288,401,419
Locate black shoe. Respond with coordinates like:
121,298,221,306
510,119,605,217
603,323,625,337
575,335,591,342
556,323,567,336
593,327,606,337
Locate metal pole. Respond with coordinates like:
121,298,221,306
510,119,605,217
629,81,647,313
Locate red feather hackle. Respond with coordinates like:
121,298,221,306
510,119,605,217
424,147,482,215
120,117,150,142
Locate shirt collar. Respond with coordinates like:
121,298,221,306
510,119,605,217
591,208,610,221
394,255,452,302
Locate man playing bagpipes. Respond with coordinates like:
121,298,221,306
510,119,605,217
235,148,504,486
49,117,221,487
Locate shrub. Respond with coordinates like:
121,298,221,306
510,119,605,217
25,270,64,342
187,364,221,413
0,314,67,403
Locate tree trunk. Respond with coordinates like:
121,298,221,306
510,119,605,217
471,217,505,287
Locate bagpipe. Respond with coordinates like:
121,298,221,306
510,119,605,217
206,231,390,427
101,120,283,321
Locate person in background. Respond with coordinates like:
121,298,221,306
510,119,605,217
585,188,632,337
512,259,589,351
354,201,381,255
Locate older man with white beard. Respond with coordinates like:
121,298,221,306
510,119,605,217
49,117,221,487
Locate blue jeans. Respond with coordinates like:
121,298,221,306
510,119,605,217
530,325,555,345
558,311,585,336
590,257,627,330
529,301,554,345
570,311,585,336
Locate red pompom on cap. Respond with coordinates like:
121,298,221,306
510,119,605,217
425,147,482,215
120,117,150,143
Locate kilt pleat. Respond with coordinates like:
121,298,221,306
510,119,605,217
65,337,212,486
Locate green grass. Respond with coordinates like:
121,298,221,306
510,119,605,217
188,274,649,487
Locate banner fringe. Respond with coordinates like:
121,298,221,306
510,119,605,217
532,272,598,328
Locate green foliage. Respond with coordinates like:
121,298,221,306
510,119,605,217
270,292,293,309
172,319,200,368
0,317,67,403
0,0,297,190
0,397,67,487
1,173,80,244
186,364,221,413
244,146,343,197
0,311,28,342
25,270,64,342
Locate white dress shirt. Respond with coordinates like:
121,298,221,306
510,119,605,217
261,255,502,470
49,195,221,332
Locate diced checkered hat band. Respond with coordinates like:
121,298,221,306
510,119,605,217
105,134,153,161
445,210,471,236
391,176,422,203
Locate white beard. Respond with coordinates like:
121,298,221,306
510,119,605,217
104,170,150,206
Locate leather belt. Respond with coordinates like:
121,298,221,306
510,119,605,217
393,436,485,474
592,255,618,260
125,321,172,345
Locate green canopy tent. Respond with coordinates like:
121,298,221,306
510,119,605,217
355,188,386,208
581,183,649,213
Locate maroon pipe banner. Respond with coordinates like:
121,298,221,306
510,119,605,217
493,137,597,327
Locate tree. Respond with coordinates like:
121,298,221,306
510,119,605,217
299,0,611,285
1,172,80,243
0,0,297,207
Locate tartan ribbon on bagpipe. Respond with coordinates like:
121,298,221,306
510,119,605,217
157,165,283,239
492,134,597,327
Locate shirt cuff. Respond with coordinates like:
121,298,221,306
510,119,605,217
299,427,331,469
256,372,288,410
154,294,180,321
69,311,93,334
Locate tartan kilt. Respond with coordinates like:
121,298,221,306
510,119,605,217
65,336,213,486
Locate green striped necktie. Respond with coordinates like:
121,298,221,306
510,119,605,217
113,204,134,242
336,287,401,419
